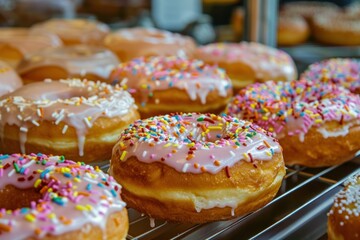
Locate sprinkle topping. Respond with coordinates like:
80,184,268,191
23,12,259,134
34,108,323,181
226,80,360,138
114,113,281,174
0,153,125,239
111,56,232,105
301,58,360,93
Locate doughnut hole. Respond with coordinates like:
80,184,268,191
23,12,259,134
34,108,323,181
20,66,68,85
0,44,23,67
0,185,41,210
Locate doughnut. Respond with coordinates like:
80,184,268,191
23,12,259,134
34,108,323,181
328,172,360,240
195,42,297,90
104,27,196,62
281,1,340,24
301,58,360,94
30,19,109,46
277,14,310,46
110,56,233,118
226,80,360,167
312,13,360,46
110,113,285,223
17,45,120,85
0,79,139,164
0,28,62,67
0,153,128,239
0,61,22,97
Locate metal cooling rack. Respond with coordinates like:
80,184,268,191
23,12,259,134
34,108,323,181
101,156,360,240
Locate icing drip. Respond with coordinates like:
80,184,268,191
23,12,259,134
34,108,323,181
196,42,297,82
0,153,126,239
0,79,136,156
114,113,281,174
111,56,232,106
226,80,360,140
301,58,360,93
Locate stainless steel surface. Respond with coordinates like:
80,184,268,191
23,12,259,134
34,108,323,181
244,0,278,47
101,156,360,240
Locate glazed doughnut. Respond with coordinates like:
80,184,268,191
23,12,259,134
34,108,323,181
30,19,109,46
110,113,285,223
0,61,22,97
17,45,120,85
0,153,128,239
281,1,340,24
277,14,310,46
312,13,360,46
0,28,62,67
110,56,233,118
301,58,360,94
104,27,196,62
0,79,139,163
195,42,297,90
226,80,360,167
328,172,360,240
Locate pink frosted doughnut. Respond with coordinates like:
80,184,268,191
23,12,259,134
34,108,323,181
110,56,233,118
0,153,128,239
110,113,285,223
226,80,360,167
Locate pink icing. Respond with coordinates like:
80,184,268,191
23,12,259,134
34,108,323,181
17,45,119,79
0,28,62,66
0,153,125,239
226,80,360,139
110,56,232,106
300,58,360,93
104,27,196,60
0,61,23,97
112,113,281,174
0,79,136,156
195,42,297,82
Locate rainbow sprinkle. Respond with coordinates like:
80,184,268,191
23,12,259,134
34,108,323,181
114,113,281,174
0,153,125,238
301,58,360,93
226,80,360,138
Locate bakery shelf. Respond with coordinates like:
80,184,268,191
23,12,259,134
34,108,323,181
100,156,360,240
